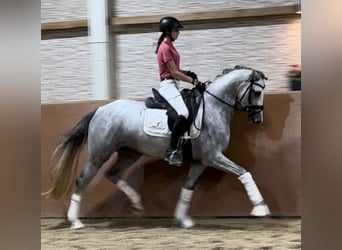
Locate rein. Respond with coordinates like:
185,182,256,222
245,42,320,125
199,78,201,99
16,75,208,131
193,86,240,132
204,89,236,109
192,81,237,132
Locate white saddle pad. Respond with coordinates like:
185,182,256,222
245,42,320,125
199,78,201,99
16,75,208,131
143,103,203,139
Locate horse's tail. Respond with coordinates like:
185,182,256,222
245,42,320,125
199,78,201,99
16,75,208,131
42,108,98,200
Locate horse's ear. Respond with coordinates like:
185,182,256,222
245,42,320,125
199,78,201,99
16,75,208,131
254,70,268,81
262,72,268,80
250,70,256,81
258,70,268,80
222,68,231,74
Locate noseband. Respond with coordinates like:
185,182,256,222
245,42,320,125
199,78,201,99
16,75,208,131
237,73,265,114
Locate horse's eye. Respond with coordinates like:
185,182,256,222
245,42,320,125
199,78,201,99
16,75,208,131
253,91,261,97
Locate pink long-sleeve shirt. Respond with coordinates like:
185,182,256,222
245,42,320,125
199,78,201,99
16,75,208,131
157,40,180,79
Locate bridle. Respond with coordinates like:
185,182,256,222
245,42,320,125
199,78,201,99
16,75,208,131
192,68,267,130
204,70,265,114
236,73,265,114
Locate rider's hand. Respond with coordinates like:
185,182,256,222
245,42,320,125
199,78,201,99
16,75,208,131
186,71,198,84
195,81,206,92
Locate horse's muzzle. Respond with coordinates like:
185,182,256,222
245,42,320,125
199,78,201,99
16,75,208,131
248,111,263,124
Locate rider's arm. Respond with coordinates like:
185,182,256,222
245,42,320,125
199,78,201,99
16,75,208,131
166,60,194,84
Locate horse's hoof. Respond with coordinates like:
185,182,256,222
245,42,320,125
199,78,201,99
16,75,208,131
70,220,85,229
132,201,143,211
176,216,195,228
182,218,195,228
251,204,270,217
131,202,144,217
131,207,143,217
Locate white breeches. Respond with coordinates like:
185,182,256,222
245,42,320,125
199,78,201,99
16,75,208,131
159,79,189,119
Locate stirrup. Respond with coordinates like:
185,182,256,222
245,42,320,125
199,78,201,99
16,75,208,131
165,149,182,166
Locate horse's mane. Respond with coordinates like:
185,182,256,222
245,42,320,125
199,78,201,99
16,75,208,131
215,65,268,81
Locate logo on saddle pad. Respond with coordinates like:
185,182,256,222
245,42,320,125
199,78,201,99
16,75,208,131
143,108,203,139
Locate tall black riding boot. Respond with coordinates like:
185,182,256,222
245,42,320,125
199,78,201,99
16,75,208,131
165,115,188,166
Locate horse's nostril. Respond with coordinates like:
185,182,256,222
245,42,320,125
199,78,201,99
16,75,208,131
249,113,262,124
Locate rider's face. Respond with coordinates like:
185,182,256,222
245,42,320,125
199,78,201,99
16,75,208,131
171,29,180,40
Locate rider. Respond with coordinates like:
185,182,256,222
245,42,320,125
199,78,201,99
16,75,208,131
155,16,199,166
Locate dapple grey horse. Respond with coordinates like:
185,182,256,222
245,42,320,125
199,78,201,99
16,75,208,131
43,65,270,229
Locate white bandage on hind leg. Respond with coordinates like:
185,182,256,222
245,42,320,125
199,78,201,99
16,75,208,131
174,188,193,219
117,180,141,204
238,172,264,205
67,193,82,220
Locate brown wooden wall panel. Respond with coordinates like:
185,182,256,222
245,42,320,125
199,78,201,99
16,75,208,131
41,92,301,217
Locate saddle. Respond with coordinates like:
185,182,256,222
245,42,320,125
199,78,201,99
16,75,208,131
144,86,204,134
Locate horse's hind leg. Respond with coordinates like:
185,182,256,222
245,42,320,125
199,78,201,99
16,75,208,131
174,163,206,228
105,149,144,215
67,160,101,229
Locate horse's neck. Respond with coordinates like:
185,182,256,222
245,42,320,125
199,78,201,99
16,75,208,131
206,69,251,106
206,75,238,107
203,76,236,126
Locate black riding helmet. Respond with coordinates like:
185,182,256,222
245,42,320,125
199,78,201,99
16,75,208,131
159,17,183,33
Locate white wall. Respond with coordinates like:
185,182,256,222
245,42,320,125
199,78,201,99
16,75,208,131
116,17,301,99
113,0,297,16
41,0,301,103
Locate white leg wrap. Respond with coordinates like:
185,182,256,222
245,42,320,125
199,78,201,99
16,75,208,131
117,180,142,210
238,172,270,217
67,193,81,220
174,188,194,228
67,193,84,229
238,172,264,205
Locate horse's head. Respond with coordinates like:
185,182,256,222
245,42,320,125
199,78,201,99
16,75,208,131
236,69,267,124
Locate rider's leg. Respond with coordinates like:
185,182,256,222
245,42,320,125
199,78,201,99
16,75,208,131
159,80,189,166
165,115,188,165
159,80,189,119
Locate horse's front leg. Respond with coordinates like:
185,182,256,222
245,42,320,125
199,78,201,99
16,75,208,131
206,152,270,217
174,163,206,228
